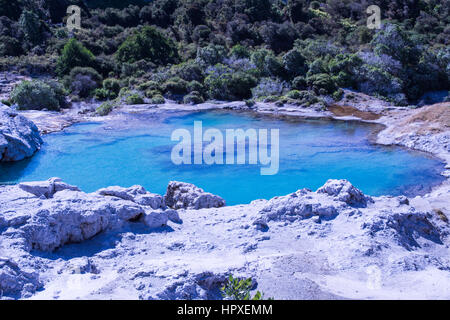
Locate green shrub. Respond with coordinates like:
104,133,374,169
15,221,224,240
11,79,66,111
56,39,96,75
187,80,204,94
286,90,302,99
183,91,204,104
263,95,280,102
306,73,337,94
170,61,204,82
196,44,227,66
95,78,121,100
144,89,162,98
245,99,255,107
116,26,178,65
150,94,165,104
228,72,258,100
19,10,43,46
163,77,189,95
93,88,109,100
332,88,344,101
221,275,271,300
230,44,250,58
63,67,103,98
125,93,144,104
283,49,307,78
1,99,12,106
0,36,23,57
137,80,160,92
292,76,307,90
96,101,116,116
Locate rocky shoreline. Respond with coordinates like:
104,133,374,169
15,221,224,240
1,93,449,300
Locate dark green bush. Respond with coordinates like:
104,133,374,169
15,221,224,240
11,79,66,111
291,76,307,90
125,93,144,104
306,73,337,94
230,44,250,59
19,10,43,46
150,94,165,104
228,72,258,100
0,36,23,57
183,91,204,104
96,101,116,116
94,78,121,100
221,275,271,300
57,39,96,75
64,67,103,98
163,77,189,95
116,26,178,65
187,80,205,94
137,80,160,92
283,49,307,78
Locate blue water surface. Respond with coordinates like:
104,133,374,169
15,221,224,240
0,110,445,204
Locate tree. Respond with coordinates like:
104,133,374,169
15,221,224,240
19,10,43,46
116,26,178,65
56,39,96,75
286,0,309,23
283,49,307,78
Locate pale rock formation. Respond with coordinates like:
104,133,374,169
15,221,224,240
0,258,42,298
0,104,43,162
165,181,226,210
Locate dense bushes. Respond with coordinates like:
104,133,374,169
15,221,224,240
56,39,96,75
63,67,103,98
94,78,121,100
96,101,116,116
116,26,178,65
1,0,448,106
11,80,66,111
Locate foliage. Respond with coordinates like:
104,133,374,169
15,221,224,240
221,275,271,300
63,67,103,98
1,0,448,105
252,78,289,98
56,39,96,75
19,10,43,46
125,93,144,104
163,77,189,95
150,94,166,104
94,78,121,100
11,79,66,111
96,101,117,116
183,91,204,104
0,36,23,57
116,26,178,65
283,49,307,78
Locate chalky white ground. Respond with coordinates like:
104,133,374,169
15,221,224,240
1,94,449,300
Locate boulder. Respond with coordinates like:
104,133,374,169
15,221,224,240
0,104,43,162
257,189,346,223
143,210,168,229
165,181,225,210
0,257,42,298
18,177,80,198
255,181,370,224
317,179,371,207
18,189,146,251
97,185,165,209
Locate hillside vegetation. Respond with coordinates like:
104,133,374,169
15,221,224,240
0,0,449,108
